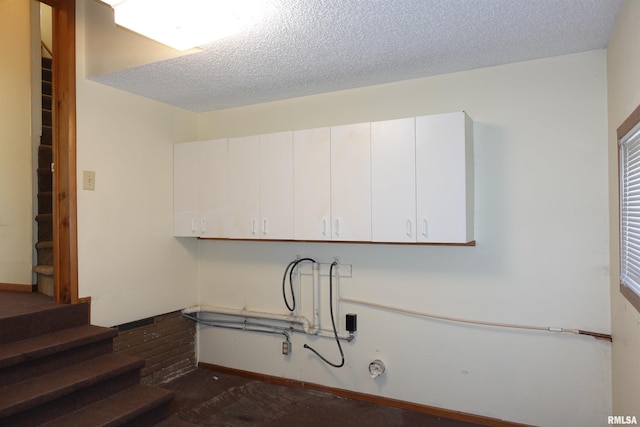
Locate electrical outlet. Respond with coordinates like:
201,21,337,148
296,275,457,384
282,340,290,355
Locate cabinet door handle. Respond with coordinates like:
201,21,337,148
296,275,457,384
263,218,268,235
334,219,340,238
322,218,327,236
422,218,428,237
406,219,413,237
201,218,207,234
191,218,198,233
251,218,257,235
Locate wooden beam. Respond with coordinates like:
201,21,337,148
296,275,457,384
50,0,78,304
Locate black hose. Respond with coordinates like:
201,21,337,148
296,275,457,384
282,257,316,312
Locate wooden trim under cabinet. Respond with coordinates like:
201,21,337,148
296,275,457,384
197,237,476,246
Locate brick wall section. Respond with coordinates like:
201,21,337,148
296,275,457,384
113,311,196,385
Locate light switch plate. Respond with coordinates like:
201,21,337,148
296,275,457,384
83,170,96,190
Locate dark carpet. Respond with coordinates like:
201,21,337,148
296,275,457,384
159,368,487,427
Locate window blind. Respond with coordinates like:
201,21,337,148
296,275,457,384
620,122,640,298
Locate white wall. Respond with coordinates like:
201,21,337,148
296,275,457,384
607,0,640,420
40,3,52,59
75,0,200,326
195,51,611,427
0,0,34,287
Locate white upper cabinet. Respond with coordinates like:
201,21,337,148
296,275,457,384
371,117,417,242
173,141,201,237
174,112,473,244
200,139,228,238
227,135,261,239
416,112,474,243
293,127,331,240
259,131,294,240
330,122,372,242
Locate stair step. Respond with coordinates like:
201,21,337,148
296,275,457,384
42,108,52,127
38,191,53,214
0,292,173,425
0,325,117,386
0,325,113,368
36,213,53,241
42,93,52,110
41,125,53,146
42,57,52,70
38,144,53,168
42,68,52,84
42,80,52,96
36,273,54,297
36,241,54,265
37,169,53,194
36,241,54,250
33,264,54,276
36,213,53,223
0,354,145,423
0,295,89,345
38,166,53,176
40,384,174,427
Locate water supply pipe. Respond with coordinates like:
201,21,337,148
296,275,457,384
182,305,320,335
308,262,321,334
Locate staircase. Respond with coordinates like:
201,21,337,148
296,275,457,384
34,56,54,295
0,291,175,426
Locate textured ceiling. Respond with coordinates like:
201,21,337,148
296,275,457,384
91,0,623,113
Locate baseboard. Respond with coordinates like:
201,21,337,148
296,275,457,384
0,283,35,292
198,362,535,427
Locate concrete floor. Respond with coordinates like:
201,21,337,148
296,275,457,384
159,368,487,427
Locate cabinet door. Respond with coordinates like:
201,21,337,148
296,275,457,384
173,141,201,237
371,117,416,242
260,131,294,239
416,112,474,243
227,135,260,239
200,139,228,238
330,122,372,241
293,127,331,240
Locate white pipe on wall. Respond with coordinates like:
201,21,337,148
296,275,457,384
182,304,320,335
187,260,326,335
310,262,320,334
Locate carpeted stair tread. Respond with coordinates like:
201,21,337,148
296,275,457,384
36,241,54,250
32,264,54,275
42,93,52,111
0,295,89,344
35,213,53,222
40,384,174,427
0,325,117,369
0,353,144,418
38,144,52,158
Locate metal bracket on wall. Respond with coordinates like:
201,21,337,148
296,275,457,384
298,262,352,278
